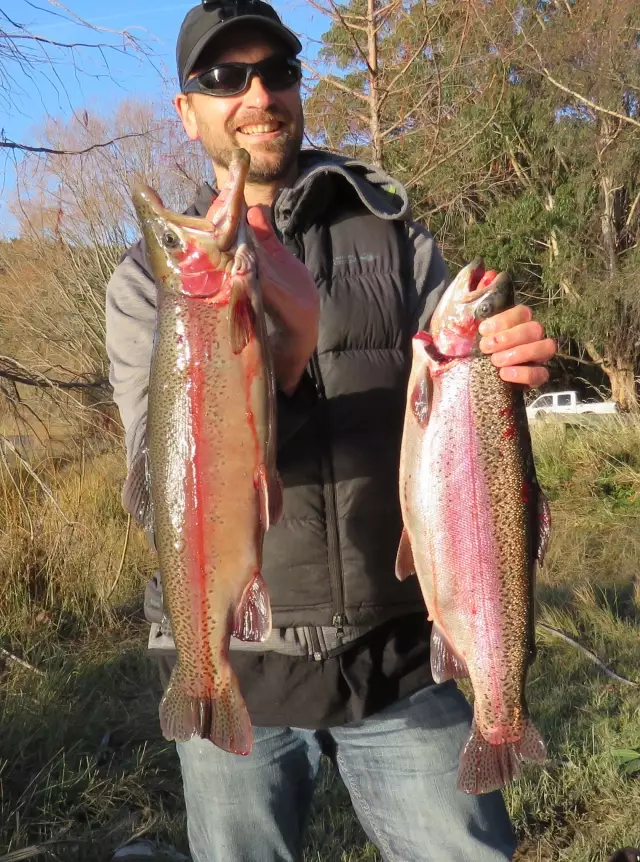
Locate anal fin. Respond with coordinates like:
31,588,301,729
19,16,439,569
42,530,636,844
430,624,469,683
233,572,272,643
395,528,416,581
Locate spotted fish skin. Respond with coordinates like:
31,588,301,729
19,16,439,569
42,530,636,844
396,259,550,794
124,149,282,756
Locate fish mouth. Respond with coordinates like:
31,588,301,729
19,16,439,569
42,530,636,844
134,185,219,242
459,258,498,303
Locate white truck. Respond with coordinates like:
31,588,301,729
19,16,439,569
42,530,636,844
526,390,618,421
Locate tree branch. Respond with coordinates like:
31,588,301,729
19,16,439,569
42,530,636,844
301,60,370,106
407,73,505,189
1,130,155,155
0,356,109,391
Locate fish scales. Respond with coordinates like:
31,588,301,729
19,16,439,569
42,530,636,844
423,357,531,733
149,291,263,745
397,259,549,795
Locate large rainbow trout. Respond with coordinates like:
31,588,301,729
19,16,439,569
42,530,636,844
397,259,550,794
123,149,282,756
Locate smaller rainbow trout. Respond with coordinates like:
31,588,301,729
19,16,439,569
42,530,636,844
397,259,551,794
123,149,282,756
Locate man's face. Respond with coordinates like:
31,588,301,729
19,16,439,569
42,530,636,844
176,31,304,184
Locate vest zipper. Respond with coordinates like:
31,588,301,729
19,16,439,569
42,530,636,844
309,351,347,639
283,230,347,639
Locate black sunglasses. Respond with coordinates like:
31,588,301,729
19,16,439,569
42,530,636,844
183,55,302,98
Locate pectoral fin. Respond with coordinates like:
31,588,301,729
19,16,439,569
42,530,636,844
229,279,256,355
122,446,154,533
395,528,416,581
256,464,284,532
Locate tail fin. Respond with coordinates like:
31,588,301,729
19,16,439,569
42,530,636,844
159,662,253,756
457,717,547,795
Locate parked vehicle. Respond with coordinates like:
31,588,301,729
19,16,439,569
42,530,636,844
526,390,618,421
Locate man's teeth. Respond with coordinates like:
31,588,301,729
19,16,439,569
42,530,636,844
239,122,280,135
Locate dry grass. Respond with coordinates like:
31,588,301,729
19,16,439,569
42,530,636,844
1,418,640,860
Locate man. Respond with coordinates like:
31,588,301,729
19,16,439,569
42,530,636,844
105,2,557,860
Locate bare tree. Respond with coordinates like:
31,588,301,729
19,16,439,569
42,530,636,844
1,98,210,444
1,0,155,155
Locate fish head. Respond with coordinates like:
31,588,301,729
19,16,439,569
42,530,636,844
429,258,514,357
132,149,251,302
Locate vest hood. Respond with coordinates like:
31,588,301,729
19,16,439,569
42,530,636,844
274,149,410,235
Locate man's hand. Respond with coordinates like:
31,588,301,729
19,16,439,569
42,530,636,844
478,306,556,389
206,187,320,395
246,206,320,395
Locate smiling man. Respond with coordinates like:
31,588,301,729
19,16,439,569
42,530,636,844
105,2,556,860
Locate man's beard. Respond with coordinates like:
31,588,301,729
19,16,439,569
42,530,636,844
202,114,303,184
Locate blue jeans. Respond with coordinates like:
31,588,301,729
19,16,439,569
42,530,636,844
177,681,516,862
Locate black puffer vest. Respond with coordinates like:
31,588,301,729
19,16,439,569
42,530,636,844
266,175,425,629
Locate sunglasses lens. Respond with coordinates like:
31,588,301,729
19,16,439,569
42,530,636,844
198,65,248,96
260,58,301,90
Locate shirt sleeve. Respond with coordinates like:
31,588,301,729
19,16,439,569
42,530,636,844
403,220,450,336
105,256,156,466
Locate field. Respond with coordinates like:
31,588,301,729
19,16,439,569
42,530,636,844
1,417,640,861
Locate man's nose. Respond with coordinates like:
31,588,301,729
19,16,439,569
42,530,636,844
243,72,275,109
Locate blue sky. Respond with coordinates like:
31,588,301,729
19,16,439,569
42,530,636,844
1,0,330,234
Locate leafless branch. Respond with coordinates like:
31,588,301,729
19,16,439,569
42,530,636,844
0,646,45,676
538,623,639,687
301,60,370,106
407,72,506,189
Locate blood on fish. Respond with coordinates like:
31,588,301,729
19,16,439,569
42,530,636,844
503,424,517,441
184,320,215,691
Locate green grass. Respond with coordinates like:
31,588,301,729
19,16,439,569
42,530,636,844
2,418,640,860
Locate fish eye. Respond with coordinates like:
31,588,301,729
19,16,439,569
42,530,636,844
479,301,492,316
163,231,180,249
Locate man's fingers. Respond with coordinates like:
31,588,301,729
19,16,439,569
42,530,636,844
499,364,550,388
489,338,557,369
478,304,533,336
479,322,550,355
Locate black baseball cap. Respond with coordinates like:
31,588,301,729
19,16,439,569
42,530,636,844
177,0,303,90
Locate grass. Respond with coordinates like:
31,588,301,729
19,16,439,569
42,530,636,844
1,417,640,860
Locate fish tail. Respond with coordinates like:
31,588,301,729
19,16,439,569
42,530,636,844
457,717,547,795
159,662,253,756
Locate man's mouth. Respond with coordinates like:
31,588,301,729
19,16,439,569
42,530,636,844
236,120,284,137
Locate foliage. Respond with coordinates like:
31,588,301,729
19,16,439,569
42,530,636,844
305,0,640,407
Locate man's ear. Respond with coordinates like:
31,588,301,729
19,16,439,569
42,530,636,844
174,92,200,141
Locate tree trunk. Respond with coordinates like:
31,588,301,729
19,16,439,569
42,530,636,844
602,357,637,412
366,0,383,168
599,171,618,278
596,118,638,409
